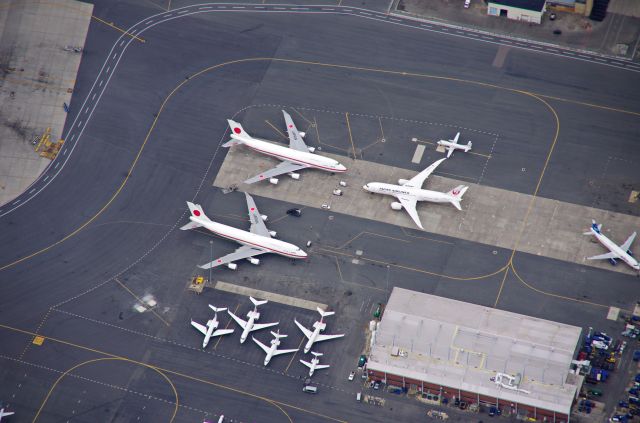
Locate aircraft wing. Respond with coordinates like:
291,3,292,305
300,359,312,369
283,110,309,152
227,310,248,329
212,328,234,337
251,321,279,331
245,193,270,237
446,146,454,158
316,333,345,342
191,320,208,336
294,319,313,339
403,158,446,188
273,347,299,356
397,195,423,229
620,232,637,252
315,364,330,370
252,336,271,354
198,246,267,270
587,252,619,260
244,161,309,185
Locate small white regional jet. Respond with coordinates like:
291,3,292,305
0,408,14,421
253,330,299,366
227,297,279,343
300,351,330,377
180,193,307,270
191,305,234,349
224,110,347,184
363,158,468,230
584,220,639,273
295,308,345,354
437,132,472,158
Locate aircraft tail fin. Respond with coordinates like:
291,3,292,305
271,330,287,339
250,296,268,308
317,307,335,319
447,185,468,211
311,351,323,357
227,119,253,141
209,305,227,314
186,202,209,220
466,141,473,149
584,219,601,235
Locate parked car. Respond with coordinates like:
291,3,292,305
348,371,355,381
464,0,471,8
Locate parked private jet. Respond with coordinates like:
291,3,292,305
363,158,468,229
300,351,330,376
253,330,299,366
584,220,639,274
0,408,14,421
191,305,234,349
224,110,347,184
228,297,279,343
294,308,344,354
180,193,307,270
437,132,472,158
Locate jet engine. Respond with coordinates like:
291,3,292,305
299,132,306,138
289,172,300,180
391,202,403,211
269,178,279,185
261,214,268,221
248,257,261,265
307,147,316,153
398,179,409,185
269,230,277,238
227,263,238,270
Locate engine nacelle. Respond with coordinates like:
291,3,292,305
289,172,300,180
269,230,277,238
269,177,279,185
391,202,403,211
398,178,409,186
307,146,316,153
248,257,261,265
261,214,268,222
299,132,306,138
227,263,238,270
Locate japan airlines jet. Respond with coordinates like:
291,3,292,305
253,330,299,366
0,408,14,421
295,308,345,354
227,296,279,343
223,110,347,184
180,193,307,270
363,158,468,230
191,305,234,349
437,132,472,158
300,351,330,376
584,220,639,274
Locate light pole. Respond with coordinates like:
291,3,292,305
209,240,213,285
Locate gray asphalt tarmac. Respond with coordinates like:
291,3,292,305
1,0,639,421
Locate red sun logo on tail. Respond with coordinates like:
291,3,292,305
193,209,201,216
233,127,242,134
452,190,460,196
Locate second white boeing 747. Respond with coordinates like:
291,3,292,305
180,193,307,270
584,220,639,274
224,110,347,184
363,158,468,230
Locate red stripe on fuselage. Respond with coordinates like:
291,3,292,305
245,143,346,173
204,222,304,259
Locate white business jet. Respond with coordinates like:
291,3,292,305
227,297,279,343
0,408,14,421
253,330,299,366
191,305,234,349
180,193,307,270
363,158,468,230
437,132,472,158
584,220,639,274
224,110,347,184
300,351,330,376
294,308,345,354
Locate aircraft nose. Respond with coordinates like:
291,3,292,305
336,163,347,172
299,250,308,258
363,184,369,191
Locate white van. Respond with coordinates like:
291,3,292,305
302,385,318,394
356,392,362,402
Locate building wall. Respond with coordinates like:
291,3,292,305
487,3,545,24
367,368,569,422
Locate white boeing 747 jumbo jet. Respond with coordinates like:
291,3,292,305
437,132,472,158
227,297,279,343
224,110,347,184
295,308,345,354
191,305,234,349
253,330,299,366
363,158,468,230
180,193,307,270
300,351,330,376
584,220,639,274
